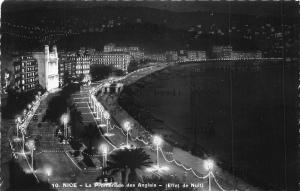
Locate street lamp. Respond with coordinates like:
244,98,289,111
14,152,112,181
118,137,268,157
21,128,26,153
60,113,70,143
45,167,52,183
100,144,108,170
204,159,214,191
23,109,27,116
103,111,114,137
153,135,162,168
123,121,132,147
26,140,35,172
103,111,110,131
27,104,32,110
15,116,21,138
99,104,104,122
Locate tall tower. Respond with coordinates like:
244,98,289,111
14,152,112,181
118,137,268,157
44,45,49,89
33,45,59,92
45,45,50,60
53,45,58,58
46,45,59,91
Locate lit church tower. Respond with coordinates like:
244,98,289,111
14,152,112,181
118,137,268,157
33,45,59,92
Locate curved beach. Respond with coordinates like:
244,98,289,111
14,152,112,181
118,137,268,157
118,60,297,190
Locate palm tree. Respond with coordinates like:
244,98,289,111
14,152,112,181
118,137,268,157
104,148,152,185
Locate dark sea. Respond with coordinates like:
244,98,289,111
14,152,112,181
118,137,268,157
122,60,298,190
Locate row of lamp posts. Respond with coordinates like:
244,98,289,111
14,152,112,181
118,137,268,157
14,91,42,173
13,90,55,181
90,93,115,137
90,86,215,191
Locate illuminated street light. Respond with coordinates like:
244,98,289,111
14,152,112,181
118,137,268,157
45,167,52,182
17,116,22,123
204,159,214,191
27,104,32,110
21,129,26,153
153,136,162,146
99,104,104,121
146,165,169,173
153,135,162,168
103,110,110,132
103,110,110,120
60,113,70,143
26,140,35,172
15,116,22,139
102,111,114,137
23,109,27,116
123,121,132,147
204,159,214,171
100,144,108,168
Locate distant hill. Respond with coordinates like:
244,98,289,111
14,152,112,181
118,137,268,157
2,3,297,30
1,3,298,55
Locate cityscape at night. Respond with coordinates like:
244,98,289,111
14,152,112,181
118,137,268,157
0,1,299,191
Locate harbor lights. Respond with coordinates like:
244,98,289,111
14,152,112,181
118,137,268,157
204,159,214,191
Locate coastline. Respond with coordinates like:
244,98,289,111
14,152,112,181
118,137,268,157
97,63,261,191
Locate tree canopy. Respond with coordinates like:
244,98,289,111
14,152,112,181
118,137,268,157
104,148,152,185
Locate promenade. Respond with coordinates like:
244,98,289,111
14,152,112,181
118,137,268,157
4,62,262,191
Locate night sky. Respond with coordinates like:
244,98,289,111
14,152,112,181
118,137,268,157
2,0,299,16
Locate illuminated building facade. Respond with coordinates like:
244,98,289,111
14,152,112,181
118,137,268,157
58,51,91,86
212,45,233,59
91,52,130,72
33,45,59,91
177,50,207,61
104,43,144,61
58,52,76,86
230,51,262,59
196,51,207,60
13,56,39,92
75,55,91,76
144,53,167,62
166,51,178,62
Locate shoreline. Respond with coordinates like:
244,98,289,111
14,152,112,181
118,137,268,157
97,64,261,191
117,61,297,190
